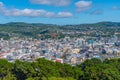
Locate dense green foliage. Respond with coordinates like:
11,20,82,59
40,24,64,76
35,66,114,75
0,58,81,80
1,58,120,80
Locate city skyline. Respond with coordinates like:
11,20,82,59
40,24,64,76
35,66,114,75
0,0,120,25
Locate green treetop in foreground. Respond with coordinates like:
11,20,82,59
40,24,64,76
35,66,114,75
1,58,120,80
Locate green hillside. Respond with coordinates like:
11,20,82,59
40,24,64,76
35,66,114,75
0,22,120,39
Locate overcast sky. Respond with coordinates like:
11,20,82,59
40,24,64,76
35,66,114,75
0,0,120,25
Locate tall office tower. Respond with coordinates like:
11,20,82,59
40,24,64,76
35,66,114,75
110,35,118,43
82,39,86,48
113,35,118,43
89,39,94,49
97,32,101,43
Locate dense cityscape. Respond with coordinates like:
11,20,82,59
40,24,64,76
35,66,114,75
1,34,120,66
1,22,120,80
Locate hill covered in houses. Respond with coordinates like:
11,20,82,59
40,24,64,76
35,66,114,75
0,22,120,40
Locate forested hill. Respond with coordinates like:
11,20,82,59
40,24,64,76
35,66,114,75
1,58,120,80
0,22,120,39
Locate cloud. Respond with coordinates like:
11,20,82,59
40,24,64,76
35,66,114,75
0,2,4,6
30,0,71,6
0,2,6,13
57,12,73,18
4,9,72,18
75,1,92,12
4,8,55,17
0,2,72,18
90,10,103,15
111,6,120,10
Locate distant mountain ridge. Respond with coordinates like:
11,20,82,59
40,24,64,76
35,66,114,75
64,21,120,27
0,21,120,27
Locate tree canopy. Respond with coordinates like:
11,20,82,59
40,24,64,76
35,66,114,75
1,58,120,80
